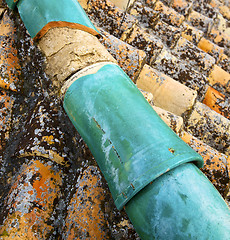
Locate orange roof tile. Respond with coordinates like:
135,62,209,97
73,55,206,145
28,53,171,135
203,86,229,119
0,158,63,239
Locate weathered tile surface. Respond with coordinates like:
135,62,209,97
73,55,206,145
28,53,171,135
153,0,185,26
0,89,14,155
209,0,230,20
203,86,229,119
140,89,184,133
152,47,209,97
151,20,181,48
181,22,204,45
172,37,216,74
0,11,22,92
217,53,230,73
64,166,109,239
198,37,225,61
153,106,184,133
1,0,230,238
137,64,197,116
208,27,230,53
187,10,214,33
170,0,192,15
39,28,116,93
208,64,230,92
87,0,137,38
181,131,229,197
193,1,218,19
15,100,69,166
122,25,164,64
129,0,159,29
186,102,230,155
99,29,146,82
110,0,136,10
0,158,63,239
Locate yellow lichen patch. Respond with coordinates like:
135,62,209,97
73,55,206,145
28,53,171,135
19,150,66,166
0,12,21,92
181,131,229,197
64,166,109,239
0,159,63,239
42,135,54,144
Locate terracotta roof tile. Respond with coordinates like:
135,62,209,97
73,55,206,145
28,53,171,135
197,37,225,60
110,0,136,10
129,0,159,29
208,27,230,52
153,0,185,27
172,37,216,74
87,0,138,38
214,12,229,33
208,64,230,92
145,0,158,7
1,0,230,238
141,89,184,133
218,5,230,20
181,131,229,197
210,0,230,20
122,25,164,64
203,86,229,119
99,29,146,82
151,19,181,48
152,47,209,97
159,0,172,6
0,11,22,92
0,158,63,238
64,166,109,239
217,53,230,73
170,0,192,15
187,10,214,33
153,105,184,133
181,22,204,45
0,7,5,16
137,64,197,116
193,1,218,19
186,101,230,155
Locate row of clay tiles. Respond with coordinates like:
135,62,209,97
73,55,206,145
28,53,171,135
79,0,230,195
0,0,229,239
88,0,230,72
